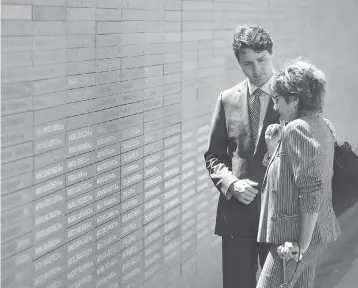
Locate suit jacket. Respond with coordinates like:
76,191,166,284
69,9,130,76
257,110,341,245
204,80,280,237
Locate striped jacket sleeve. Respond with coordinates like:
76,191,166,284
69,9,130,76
282,122,324,214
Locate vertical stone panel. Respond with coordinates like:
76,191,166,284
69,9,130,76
1,1,358,288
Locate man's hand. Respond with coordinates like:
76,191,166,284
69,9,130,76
228,179,259,205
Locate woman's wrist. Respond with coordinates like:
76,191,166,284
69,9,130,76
297,241,308,254
291,242,304,261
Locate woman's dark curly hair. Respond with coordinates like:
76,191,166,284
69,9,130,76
271,58,326,112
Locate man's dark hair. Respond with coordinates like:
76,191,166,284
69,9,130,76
233,25,273,61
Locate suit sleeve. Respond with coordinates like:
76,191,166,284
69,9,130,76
282,123,324,214
204,92,238,199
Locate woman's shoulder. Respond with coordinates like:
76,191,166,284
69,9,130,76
283,118,311,137
286,118,310,129
283,115,333,149
322,118,337,140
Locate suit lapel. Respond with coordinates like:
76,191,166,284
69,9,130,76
268,139,281,168
235,80,252,141
234,81,280,157
253,98,280,156
261,139,282,190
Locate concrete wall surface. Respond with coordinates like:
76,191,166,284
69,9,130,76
1,1,357,288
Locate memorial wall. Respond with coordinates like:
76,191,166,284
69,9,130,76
1,1,358,288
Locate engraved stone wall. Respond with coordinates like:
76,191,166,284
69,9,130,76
1,1,358,288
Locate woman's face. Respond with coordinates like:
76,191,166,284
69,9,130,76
272,94,298,122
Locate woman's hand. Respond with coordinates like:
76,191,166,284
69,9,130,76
265,123,283,156
277,242,303,262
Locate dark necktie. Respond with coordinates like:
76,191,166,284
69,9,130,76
249,88,262,144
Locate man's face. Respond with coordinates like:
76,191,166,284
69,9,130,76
238,48,274,87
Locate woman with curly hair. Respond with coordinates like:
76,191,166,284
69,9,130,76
256,59,341,288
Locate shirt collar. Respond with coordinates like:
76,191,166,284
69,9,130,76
247,76,274,96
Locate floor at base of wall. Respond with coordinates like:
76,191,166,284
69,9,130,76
314,202,358,288
194,202,358,288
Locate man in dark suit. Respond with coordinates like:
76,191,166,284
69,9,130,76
204,25,280,288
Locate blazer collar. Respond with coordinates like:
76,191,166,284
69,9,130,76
247,77,273,96
236,80,252,141
268,139,282,168
237,79,248,93
254,98,279,155
236,80,280,155
262,139,282,189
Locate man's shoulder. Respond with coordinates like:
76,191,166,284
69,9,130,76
221,80,247,102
